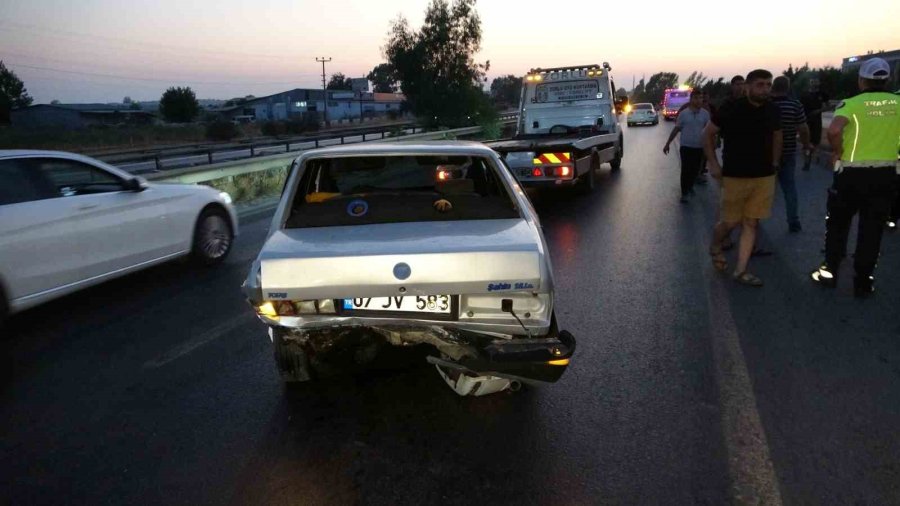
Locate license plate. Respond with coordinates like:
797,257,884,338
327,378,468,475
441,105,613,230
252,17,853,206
343,295,452,314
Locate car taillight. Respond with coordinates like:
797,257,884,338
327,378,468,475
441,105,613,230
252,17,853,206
532,168,544,177
256,299,336,317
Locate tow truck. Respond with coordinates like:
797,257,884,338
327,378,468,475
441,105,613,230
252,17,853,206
486,63,625,192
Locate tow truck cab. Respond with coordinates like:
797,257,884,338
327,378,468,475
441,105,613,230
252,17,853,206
489,63,624,190
518,63,618,137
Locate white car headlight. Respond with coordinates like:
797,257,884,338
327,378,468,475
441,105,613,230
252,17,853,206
219,191,233,205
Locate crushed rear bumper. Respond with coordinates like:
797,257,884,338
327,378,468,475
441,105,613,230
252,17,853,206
270,314,576,384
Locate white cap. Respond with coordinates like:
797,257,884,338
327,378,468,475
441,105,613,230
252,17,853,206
859,58,890,80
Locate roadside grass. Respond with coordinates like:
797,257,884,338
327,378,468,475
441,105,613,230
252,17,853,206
203,165,288,205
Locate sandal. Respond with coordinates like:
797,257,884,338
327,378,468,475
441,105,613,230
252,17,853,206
709,246,728,272
733,271,763,287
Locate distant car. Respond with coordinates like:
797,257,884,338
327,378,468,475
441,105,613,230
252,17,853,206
0,150,237,324
242,142,575,387
627,103,659,126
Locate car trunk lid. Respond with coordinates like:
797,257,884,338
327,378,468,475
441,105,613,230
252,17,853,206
259,219,544,300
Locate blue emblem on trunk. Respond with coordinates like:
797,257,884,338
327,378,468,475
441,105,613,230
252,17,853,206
393,263,411,280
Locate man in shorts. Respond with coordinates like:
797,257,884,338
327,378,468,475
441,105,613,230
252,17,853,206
703,69,782,286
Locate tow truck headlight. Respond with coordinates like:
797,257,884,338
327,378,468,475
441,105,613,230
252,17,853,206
219,191,233,205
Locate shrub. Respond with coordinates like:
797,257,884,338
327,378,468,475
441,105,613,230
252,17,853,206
260,121,285,137
285,118,306,135
205,121,239,141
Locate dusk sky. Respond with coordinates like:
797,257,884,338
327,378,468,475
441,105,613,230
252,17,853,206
1,0,898,104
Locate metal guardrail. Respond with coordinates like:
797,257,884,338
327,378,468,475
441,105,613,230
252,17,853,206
145,120,515,185
106,112,519,172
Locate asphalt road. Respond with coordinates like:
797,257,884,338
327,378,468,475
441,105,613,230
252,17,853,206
3,121,899,505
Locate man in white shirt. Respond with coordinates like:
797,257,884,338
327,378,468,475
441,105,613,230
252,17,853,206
664,90,710,202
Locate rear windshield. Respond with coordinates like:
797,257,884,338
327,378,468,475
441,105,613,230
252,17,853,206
635,104,653,110
285,155,520,228
666,91,689,99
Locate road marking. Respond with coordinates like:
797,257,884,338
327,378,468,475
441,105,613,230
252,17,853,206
143,312,256,369
697,222,784,504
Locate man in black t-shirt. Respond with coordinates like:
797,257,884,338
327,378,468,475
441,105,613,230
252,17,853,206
703,69,783,287
799,78,830,170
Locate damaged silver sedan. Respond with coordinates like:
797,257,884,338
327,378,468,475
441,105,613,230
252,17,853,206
242,142,575,394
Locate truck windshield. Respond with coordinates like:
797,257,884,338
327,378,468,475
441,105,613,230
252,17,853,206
285,155,520,228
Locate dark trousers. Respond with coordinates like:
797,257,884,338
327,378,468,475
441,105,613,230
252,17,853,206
679,146,703,195
891,175,900,222
825,168,897,278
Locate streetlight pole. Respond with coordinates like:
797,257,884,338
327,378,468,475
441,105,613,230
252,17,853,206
316,57,332,125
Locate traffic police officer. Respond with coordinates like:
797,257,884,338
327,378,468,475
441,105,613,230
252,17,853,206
811,58,900,297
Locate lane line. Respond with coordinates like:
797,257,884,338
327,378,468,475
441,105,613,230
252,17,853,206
694,199,784,504
143,312,257,369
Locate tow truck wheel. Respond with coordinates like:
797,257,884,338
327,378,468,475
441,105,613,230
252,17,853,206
579,155,597,193
610,138,623,172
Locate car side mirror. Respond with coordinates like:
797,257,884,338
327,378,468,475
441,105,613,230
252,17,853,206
124,176,148,192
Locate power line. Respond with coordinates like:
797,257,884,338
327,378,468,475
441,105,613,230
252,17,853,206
0,21,312,61
6,62,321,86
1,51,322,80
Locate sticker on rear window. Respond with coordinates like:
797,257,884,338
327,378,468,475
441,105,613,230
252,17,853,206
347,199,369,217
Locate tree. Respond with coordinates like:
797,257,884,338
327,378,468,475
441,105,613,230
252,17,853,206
700,77,730,104
489,75,522,108
384,0,493,127
123,96,133,104
129,102,142,111
684,71,707,89
642,72,679,105
326,73,352,90
0,60,33,123
367,63,399,93
50,99,61,105
630,78,646,102
159,86,200,123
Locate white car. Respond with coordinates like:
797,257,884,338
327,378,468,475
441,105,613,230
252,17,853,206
627,103,659,126
0,150,237,324
242,142,575,389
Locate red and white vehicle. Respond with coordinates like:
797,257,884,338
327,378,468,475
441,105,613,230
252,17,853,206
662,88,692,121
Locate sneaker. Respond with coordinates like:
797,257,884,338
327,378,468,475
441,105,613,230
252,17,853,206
789,222,802,233
810,264,837,288
854,276,875,298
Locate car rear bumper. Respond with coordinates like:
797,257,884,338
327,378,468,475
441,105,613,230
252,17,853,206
268,313,576,384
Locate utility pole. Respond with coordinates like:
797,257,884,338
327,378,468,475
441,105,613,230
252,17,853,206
316,57,332,125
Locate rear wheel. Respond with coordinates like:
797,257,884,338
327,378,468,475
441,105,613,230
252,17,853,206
274,329,314,383
191,207,233,266
610,137,623,172
579,154,597,193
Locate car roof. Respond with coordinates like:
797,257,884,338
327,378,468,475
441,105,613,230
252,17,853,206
0,149,134,179
295,141,498,160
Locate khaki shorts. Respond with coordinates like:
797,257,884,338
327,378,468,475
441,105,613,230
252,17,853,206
721,175,776,222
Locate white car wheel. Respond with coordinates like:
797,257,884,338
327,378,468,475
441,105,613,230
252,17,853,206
192,208,233,265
